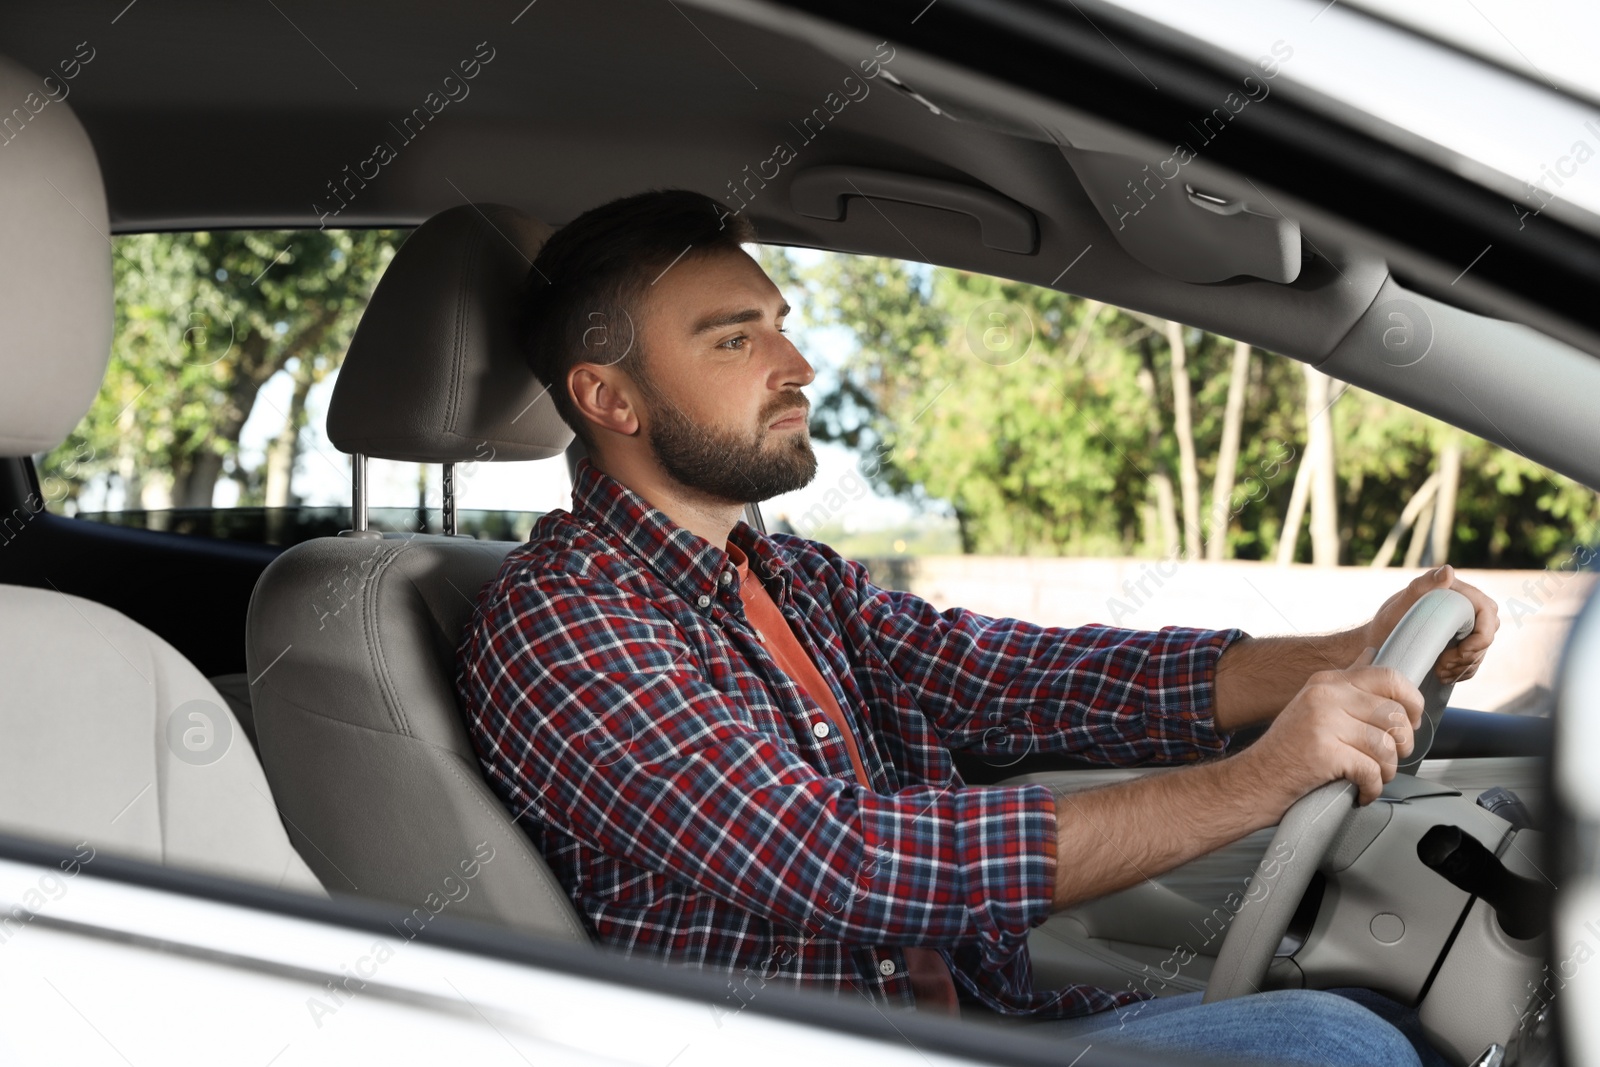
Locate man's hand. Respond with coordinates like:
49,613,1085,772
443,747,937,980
1049,648,1425,909
1235,647,1425,808
1364,565,1499,685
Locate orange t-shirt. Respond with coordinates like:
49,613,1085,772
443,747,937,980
726,541,960,1016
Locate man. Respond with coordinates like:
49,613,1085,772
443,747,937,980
455,189,1498,1066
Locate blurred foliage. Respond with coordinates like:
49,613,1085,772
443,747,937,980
39,229,401,510
767,248,1600,568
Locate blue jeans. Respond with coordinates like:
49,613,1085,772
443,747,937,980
1012,987,1450,1067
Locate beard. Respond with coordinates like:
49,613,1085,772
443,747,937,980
630,359,817,505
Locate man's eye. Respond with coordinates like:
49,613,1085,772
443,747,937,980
720,326,784,349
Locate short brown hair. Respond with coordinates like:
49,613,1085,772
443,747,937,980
517,189,758,450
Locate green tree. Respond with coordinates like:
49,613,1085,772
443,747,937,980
776,248,1599,567
43,229,400,510
786,252,1290,556
1335,390,1600,569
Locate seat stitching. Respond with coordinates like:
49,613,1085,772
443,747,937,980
362,543,417,738
360,540,507,740
444,218,485,438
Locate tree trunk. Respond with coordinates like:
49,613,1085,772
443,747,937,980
1165,321,1203,561
1406,506,1435,568
416,463,432,533
1371,472,1440,568
1276,448,1313,565
176,308,344,511
265,367,316,508
955,503,977,555
1136,340,1181,558
1206,339,1252,560
1304,364,1340,566
175,450,225,508
1152,476,1180,558
1063,300,1104,364
1431,432,1462,565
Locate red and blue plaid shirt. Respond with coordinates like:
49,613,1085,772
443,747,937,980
456,456,1243,1018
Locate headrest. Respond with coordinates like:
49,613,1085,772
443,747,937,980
327,203,574,463
0,54,113,457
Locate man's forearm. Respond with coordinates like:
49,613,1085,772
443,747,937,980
1212,630,1367,733
1049,754,1277,910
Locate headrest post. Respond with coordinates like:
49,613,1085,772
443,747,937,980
442,463,457,536
352,452,369,531
338,452,382,540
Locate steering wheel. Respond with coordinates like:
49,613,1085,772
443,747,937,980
1203,588,1476,1002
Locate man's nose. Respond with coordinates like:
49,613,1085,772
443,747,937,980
779,332,815,388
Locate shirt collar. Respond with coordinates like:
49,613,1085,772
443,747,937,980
569,455,792,609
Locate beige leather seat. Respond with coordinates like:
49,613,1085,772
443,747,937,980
245,204,590,941
0,52,320,894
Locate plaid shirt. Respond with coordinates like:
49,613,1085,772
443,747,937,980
456,456,1243,1018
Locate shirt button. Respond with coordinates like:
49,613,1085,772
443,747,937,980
878,958,896,976
720,571,732,586
812,721,830,739
696,594,710,609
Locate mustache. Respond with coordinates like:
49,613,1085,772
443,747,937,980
765,396,810,423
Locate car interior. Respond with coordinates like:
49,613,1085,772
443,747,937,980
0,2,1592,1064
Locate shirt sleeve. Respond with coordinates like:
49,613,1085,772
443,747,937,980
458,566,1060,966
790,539,1246,766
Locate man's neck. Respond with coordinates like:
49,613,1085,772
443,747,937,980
588,451,744,548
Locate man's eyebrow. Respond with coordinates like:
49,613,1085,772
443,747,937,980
690,300,791,336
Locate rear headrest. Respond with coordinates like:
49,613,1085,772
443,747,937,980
327,203,573,463
0,54,113,457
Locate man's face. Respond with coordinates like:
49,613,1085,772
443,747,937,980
624,247,818,505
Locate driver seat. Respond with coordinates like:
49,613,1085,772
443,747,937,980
244,204,588,941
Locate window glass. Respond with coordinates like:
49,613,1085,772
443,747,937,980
759,245,1600,717
35,228,570,545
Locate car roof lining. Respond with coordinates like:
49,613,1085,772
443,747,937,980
5,0,1595,491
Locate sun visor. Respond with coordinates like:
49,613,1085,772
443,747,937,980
1062,146,1301,284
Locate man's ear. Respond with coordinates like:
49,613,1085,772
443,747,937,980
568,363,640,437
